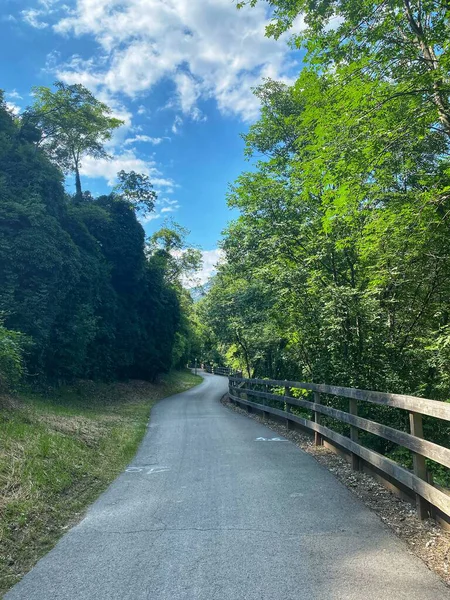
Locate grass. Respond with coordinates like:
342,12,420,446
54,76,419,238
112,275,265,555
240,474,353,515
0,369,202,597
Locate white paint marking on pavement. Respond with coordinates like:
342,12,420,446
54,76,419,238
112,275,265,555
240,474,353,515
125,466,170,474
255,437,288,442
146,467,170,474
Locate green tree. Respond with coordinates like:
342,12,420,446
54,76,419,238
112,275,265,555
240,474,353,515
240,0,450,137
200,271,284,377
147,222,203,368
28,82,123,196
148,221,202,287
0,91,187,384
115,170,157,215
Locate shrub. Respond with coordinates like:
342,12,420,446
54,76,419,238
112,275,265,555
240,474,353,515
0,321,26,391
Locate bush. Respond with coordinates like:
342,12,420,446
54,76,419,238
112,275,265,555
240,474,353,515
0,322,26,391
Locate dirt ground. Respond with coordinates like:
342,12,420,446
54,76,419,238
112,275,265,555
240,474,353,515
222,395,450,587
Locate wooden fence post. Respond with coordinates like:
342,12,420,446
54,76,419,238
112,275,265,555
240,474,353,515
229,379,233,405
239,381,245,409
284,383,292,430
349,399,360,471
409,411,430,520
262,382,270,419
246,382,252,413
314,391,323,446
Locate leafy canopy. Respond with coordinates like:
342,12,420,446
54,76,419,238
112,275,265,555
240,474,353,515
115,170,157,215
28,81,123,195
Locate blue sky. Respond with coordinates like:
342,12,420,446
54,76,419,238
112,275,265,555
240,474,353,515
1,0,302,283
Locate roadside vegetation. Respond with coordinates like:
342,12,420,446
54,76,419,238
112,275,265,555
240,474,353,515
0,74,206,598
0,370,202,596
197,0,450,483
0,84,203,390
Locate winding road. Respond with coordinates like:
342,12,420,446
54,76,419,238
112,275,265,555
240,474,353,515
6,372,450,599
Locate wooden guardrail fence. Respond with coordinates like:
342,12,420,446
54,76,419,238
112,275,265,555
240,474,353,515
229,376,450,523
212,366,230,376
204,365,243,377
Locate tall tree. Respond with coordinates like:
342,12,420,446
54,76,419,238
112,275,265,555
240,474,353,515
114,170,157,215
148,222,202,287
28,82,123,196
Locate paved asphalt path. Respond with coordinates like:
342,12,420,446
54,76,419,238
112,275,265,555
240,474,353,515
6,372,450,600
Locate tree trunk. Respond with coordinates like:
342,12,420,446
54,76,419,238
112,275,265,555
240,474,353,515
75,167,82,198
403,0,450,137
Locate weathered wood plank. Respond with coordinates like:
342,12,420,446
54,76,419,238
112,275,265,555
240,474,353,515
410,412,430,519
316,403,450,470
349,399,360,471
284,383,292,430
314,391,322,446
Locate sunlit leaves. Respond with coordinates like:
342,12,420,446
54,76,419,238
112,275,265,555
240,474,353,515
28,82,123,195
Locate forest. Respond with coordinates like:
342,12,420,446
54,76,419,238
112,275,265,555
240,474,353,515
194,0,450,480
0,84,202,389
200,0,450,401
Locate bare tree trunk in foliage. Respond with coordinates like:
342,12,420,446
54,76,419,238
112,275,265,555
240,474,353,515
75,166,82,198
403,0,450,137
235,330,252,379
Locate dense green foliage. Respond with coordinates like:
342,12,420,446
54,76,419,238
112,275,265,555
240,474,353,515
200,0,450,468
0,89,196,386
204,0,450,392
0,321,27,392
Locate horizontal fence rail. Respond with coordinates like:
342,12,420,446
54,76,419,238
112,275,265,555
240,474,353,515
203,365,227,374
228,376,450,523
212,366,230,376
203,365,243,377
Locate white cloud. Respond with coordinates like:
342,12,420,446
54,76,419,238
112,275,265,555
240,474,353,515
6,102,21,115
6,90,23,100
39,0,59,9
139,196,180,225
195,249,224,286
46,0,298,122
171,115,183,134
79,150,174,190
21,8,49,28
124,135,165,145
152,178,176,192
174,71,203,118
140,212,162,223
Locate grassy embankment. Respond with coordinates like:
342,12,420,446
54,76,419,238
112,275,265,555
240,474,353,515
0,369,202,596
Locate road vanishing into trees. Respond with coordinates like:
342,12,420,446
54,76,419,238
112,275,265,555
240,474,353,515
6,372,450,599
